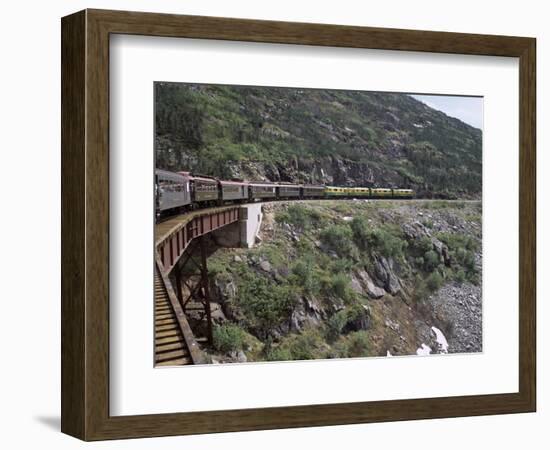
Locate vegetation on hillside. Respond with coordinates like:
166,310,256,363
155,83,482,198
204,200,482,362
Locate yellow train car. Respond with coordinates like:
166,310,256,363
325,186,348,197
392,189,414,198
371,188,393,198
346,187,371,197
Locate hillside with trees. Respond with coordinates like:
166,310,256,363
155,83,482,198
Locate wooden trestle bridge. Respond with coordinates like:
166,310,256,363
154,206,245,366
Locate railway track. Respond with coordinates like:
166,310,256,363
155,198,480,225
154,267,193,366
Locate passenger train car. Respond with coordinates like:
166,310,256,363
155,168,414,218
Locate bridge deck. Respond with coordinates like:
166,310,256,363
155,205,241,246
155,206,241,275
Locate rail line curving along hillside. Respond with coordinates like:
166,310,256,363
156,168,414,221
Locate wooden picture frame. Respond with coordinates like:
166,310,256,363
61,9,536,441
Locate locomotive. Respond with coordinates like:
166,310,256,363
155,169,414,218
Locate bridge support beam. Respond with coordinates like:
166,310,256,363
239,203,263,248
173,236,214,345
211,203,264,249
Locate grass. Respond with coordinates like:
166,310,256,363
276,204,325,230
420,200,465,209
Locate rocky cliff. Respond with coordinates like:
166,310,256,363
155,83,482,198
198,200,482,363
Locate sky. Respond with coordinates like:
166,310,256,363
410,94,483,130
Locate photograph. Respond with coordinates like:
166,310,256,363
153,82,483,366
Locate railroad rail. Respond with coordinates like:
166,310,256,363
154,266,191,366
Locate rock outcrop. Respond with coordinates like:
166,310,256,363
352,270,385,299
373,255,401,295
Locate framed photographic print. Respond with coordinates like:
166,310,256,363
61,9,536,440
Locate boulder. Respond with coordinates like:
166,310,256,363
289,301,306,333
337,304,371,334
402,221,429,240
304,296,325,319
342,304,371,333
350,274,364,295
432,238,451,266
213,277,236,303
259,260,272,272
229,350,248,363
289,296,323,333
356,269,385,299
210,302,227,323
374,256,401,295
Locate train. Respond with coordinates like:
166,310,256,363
155,169,414,218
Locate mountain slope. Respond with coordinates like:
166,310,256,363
155,83,482,198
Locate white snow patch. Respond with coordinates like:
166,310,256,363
342,216,353,222
386,351,393,357
416,344,432,356
431,326,449,354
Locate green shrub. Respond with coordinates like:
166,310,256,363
422,219,434,229
455,248,476,271
424,249,440,272
269,329,326,361
236,274,296,337
291,256,321,295
437,232,479,253
331,258,354,273
328,273,353,302
320,224,354,257
295,237,314,255
436,232,480,284
332,331,370,358
326,303,367,342
207,257,230,277
412,278,429,303
213,324,247,353
346,331,370,357
291,258,309,279
276,205,323,229
411,236,433,255
426,271,443,291
326,310,349,342
265,346,293,362
350,216,370,250
286,333,318,360
351,220,407,259
454,269,466,283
